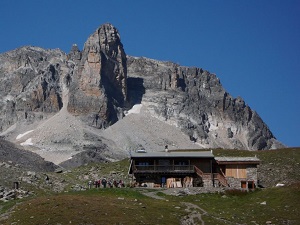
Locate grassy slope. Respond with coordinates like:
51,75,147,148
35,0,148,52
2,189,187,225
2,184,299,225
1,148,299,224
176,183,300,225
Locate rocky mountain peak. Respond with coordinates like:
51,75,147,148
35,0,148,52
67,23,127,128
0,23,285,167
98,23,122,52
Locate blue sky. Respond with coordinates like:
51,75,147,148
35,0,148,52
1,0,299,147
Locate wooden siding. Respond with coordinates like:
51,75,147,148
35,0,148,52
225,164,247,179
191,159,211,173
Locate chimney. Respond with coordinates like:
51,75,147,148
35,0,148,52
165,145,168,152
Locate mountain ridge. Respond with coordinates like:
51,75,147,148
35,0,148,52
0,23,285,165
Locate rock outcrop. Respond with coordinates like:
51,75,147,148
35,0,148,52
67,23,127,128
127,56,283,150
0,46,72,133
0,139,57,172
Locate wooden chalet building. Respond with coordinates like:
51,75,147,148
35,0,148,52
128,149,260,189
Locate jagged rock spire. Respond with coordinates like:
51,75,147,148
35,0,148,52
67,44,81,62
68,23,127,128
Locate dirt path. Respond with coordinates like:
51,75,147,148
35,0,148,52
180,202,207,225
141,191,166,200
139,189,237,225
0,203,19,224
138,189,207,225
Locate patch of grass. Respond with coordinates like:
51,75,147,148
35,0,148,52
224,188,249,197
156,191,166,197
165,183,300,225
2,188,187,225
72,158,130,175
2,182,299,225
0,200,17,215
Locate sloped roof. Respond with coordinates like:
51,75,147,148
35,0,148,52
130,151,214,158
215,157,260,164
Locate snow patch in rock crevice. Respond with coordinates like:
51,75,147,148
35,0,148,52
125,104,142,115
16,130,34,140
20,138,33,146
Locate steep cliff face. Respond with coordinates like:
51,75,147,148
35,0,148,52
127,56,283,150
0,46,72,133
67,23,127,128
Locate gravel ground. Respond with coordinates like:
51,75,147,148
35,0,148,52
99,104,201,154
9,103,200,165
3,83,200,165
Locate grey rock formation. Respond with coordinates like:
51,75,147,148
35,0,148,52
67,23,127,128
0,186,33,202
59,146,108,169
0,46,72,133
0,139,57,172
0,23,285,167
127,56,284,150
67,44,81,63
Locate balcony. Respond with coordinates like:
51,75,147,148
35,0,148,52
133,165,195,174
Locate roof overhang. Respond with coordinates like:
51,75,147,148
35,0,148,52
215,157,260,165
130,151,214,159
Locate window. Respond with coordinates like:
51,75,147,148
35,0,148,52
248,181,255,189
241,181,247,188
174,159,189,165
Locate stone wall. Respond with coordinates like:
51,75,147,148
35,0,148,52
203,178,213,188
246,165,258,186
225,165,258,189
226,177,242,189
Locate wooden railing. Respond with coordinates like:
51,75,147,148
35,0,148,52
214,172,229,187
133,165,194,172
194,165,204,177
133,165,225,185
